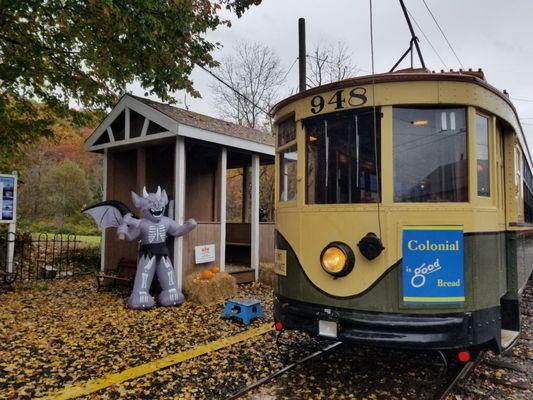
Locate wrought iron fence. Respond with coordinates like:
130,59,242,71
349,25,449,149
0,232,100,282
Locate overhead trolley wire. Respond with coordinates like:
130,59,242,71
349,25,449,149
369,0,383,239
281,57,299,83
421,0,464,68
406,8,448,69
198,65,272,117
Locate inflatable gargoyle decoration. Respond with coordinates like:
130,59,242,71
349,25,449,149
83,186,196,309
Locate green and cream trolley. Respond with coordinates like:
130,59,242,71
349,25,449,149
272,68,533,355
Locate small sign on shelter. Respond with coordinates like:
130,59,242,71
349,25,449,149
195,244,216,264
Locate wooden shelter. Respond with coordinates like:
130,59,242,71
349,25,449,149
85,94,275,286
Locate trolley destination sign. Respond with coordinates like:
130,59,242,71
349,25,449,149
402,226,465,304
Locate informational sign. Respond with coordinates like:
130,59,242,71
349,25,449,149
194,244,216,264
0,174,17,223
274,249,287,276
402,226,465,304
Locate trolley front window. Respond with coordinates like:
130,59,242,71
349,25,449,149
305,109,381,204
393,107,467,202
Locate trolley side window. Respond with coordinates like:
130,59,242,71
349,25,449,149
523,155,533,223
279,145,297,202
278,117,296,146
393,107,468,202
305,109,381,204
476,114,490,197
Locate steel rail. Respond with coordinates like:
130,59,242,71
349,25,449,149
226,340,342,400
433,354,482,400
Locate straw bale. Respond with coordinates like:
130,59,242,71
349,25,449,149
183,271,237,305
259,262,276,287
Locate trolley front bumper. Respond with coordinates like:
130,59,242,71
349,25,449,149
274,296,500,350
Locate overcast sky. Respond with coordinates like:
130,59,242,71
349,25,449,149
130,0,533,145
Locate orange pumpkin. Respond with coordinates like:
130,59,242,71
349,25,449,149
201,270,214,280
211,267,220,274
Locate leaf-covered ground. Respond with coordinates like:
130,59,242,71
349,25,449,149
0,277,275,399
0,276,531,399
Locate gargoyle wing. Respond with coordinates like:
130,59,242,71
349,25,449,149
82,200,134,231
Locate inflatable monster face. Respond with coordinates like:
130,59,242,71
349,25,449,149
131,186,169,222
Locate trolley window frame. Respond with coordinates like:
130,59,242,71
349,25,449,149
475,112,491,198
276,113,298,206
302,107,382,205
392,105,469,204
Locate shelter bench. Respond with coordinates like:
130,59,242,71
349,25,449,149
95,258,136,292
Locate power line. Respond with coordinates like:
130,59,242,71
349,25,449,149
421,0,463,68
306,54,371,75
198,65,272,117
513,97,533,103
281,57,299,82
406,9,448,69
369,0,383,239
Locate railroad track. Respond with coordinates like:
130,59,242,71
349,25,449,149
226,340,343,400
227,338,483,400
433,353,482,400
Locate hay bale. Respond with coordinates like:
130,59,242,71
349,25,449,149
183,271,237,305
259,262,276,287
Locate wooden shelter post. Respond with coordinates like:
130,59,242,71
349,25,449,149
219,147,227,272
251,154,260,280
242,164,250,222
173,136,186,290
125,107,131,140
136,148,146,192
100,149,108,272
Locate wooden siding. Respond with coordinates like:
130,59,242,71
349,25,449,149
259,223,275,262
185,143,219,222
225,222,274,263
146,143,175,194
182,222,221,277
104,150,139,271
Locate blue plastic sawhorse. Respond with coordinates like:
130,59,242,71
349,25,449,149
221,298,265,325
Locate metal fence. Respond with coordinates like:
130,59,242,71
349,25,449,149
0,232,100,282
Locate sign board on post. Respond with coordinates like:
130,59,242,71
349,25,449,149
195,244,216,264
402,226,465,304
0,173,17,224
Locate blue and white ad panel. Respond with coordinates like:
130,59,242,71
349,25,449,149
402,226,465,304
0,174,17,223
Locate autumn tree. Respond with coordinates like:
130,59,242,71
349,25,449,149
307,41,358,87
210,41,286,130
0,0,262,164
41,160,92,231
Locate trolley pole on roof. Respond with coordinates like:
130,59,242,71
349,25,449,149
298,18,306,92
390,0,426,72
399,0,425,68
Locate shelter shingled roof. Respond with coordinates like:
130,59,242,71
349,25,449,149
132,95,274,146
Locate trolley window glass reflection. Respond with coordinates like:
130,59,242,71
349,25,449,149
305,109,381,204
476,114,490,197
393,107,467,202
279,145,297,202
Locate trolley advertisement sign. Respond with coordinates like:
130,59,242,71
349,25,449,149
0,173,17,224
402,226,465,304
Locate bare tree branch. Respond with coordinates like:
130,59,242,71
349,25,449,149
210,41,286,131
307,41,358,88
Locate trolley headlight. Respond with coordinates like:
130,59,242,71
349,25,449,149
320,242,355,278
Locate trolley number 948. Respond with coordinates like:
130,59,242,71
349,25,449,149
310,87,368,115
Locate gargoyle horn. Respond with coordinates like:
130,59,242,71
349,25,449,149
143,186,149,198
156,186,162,197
